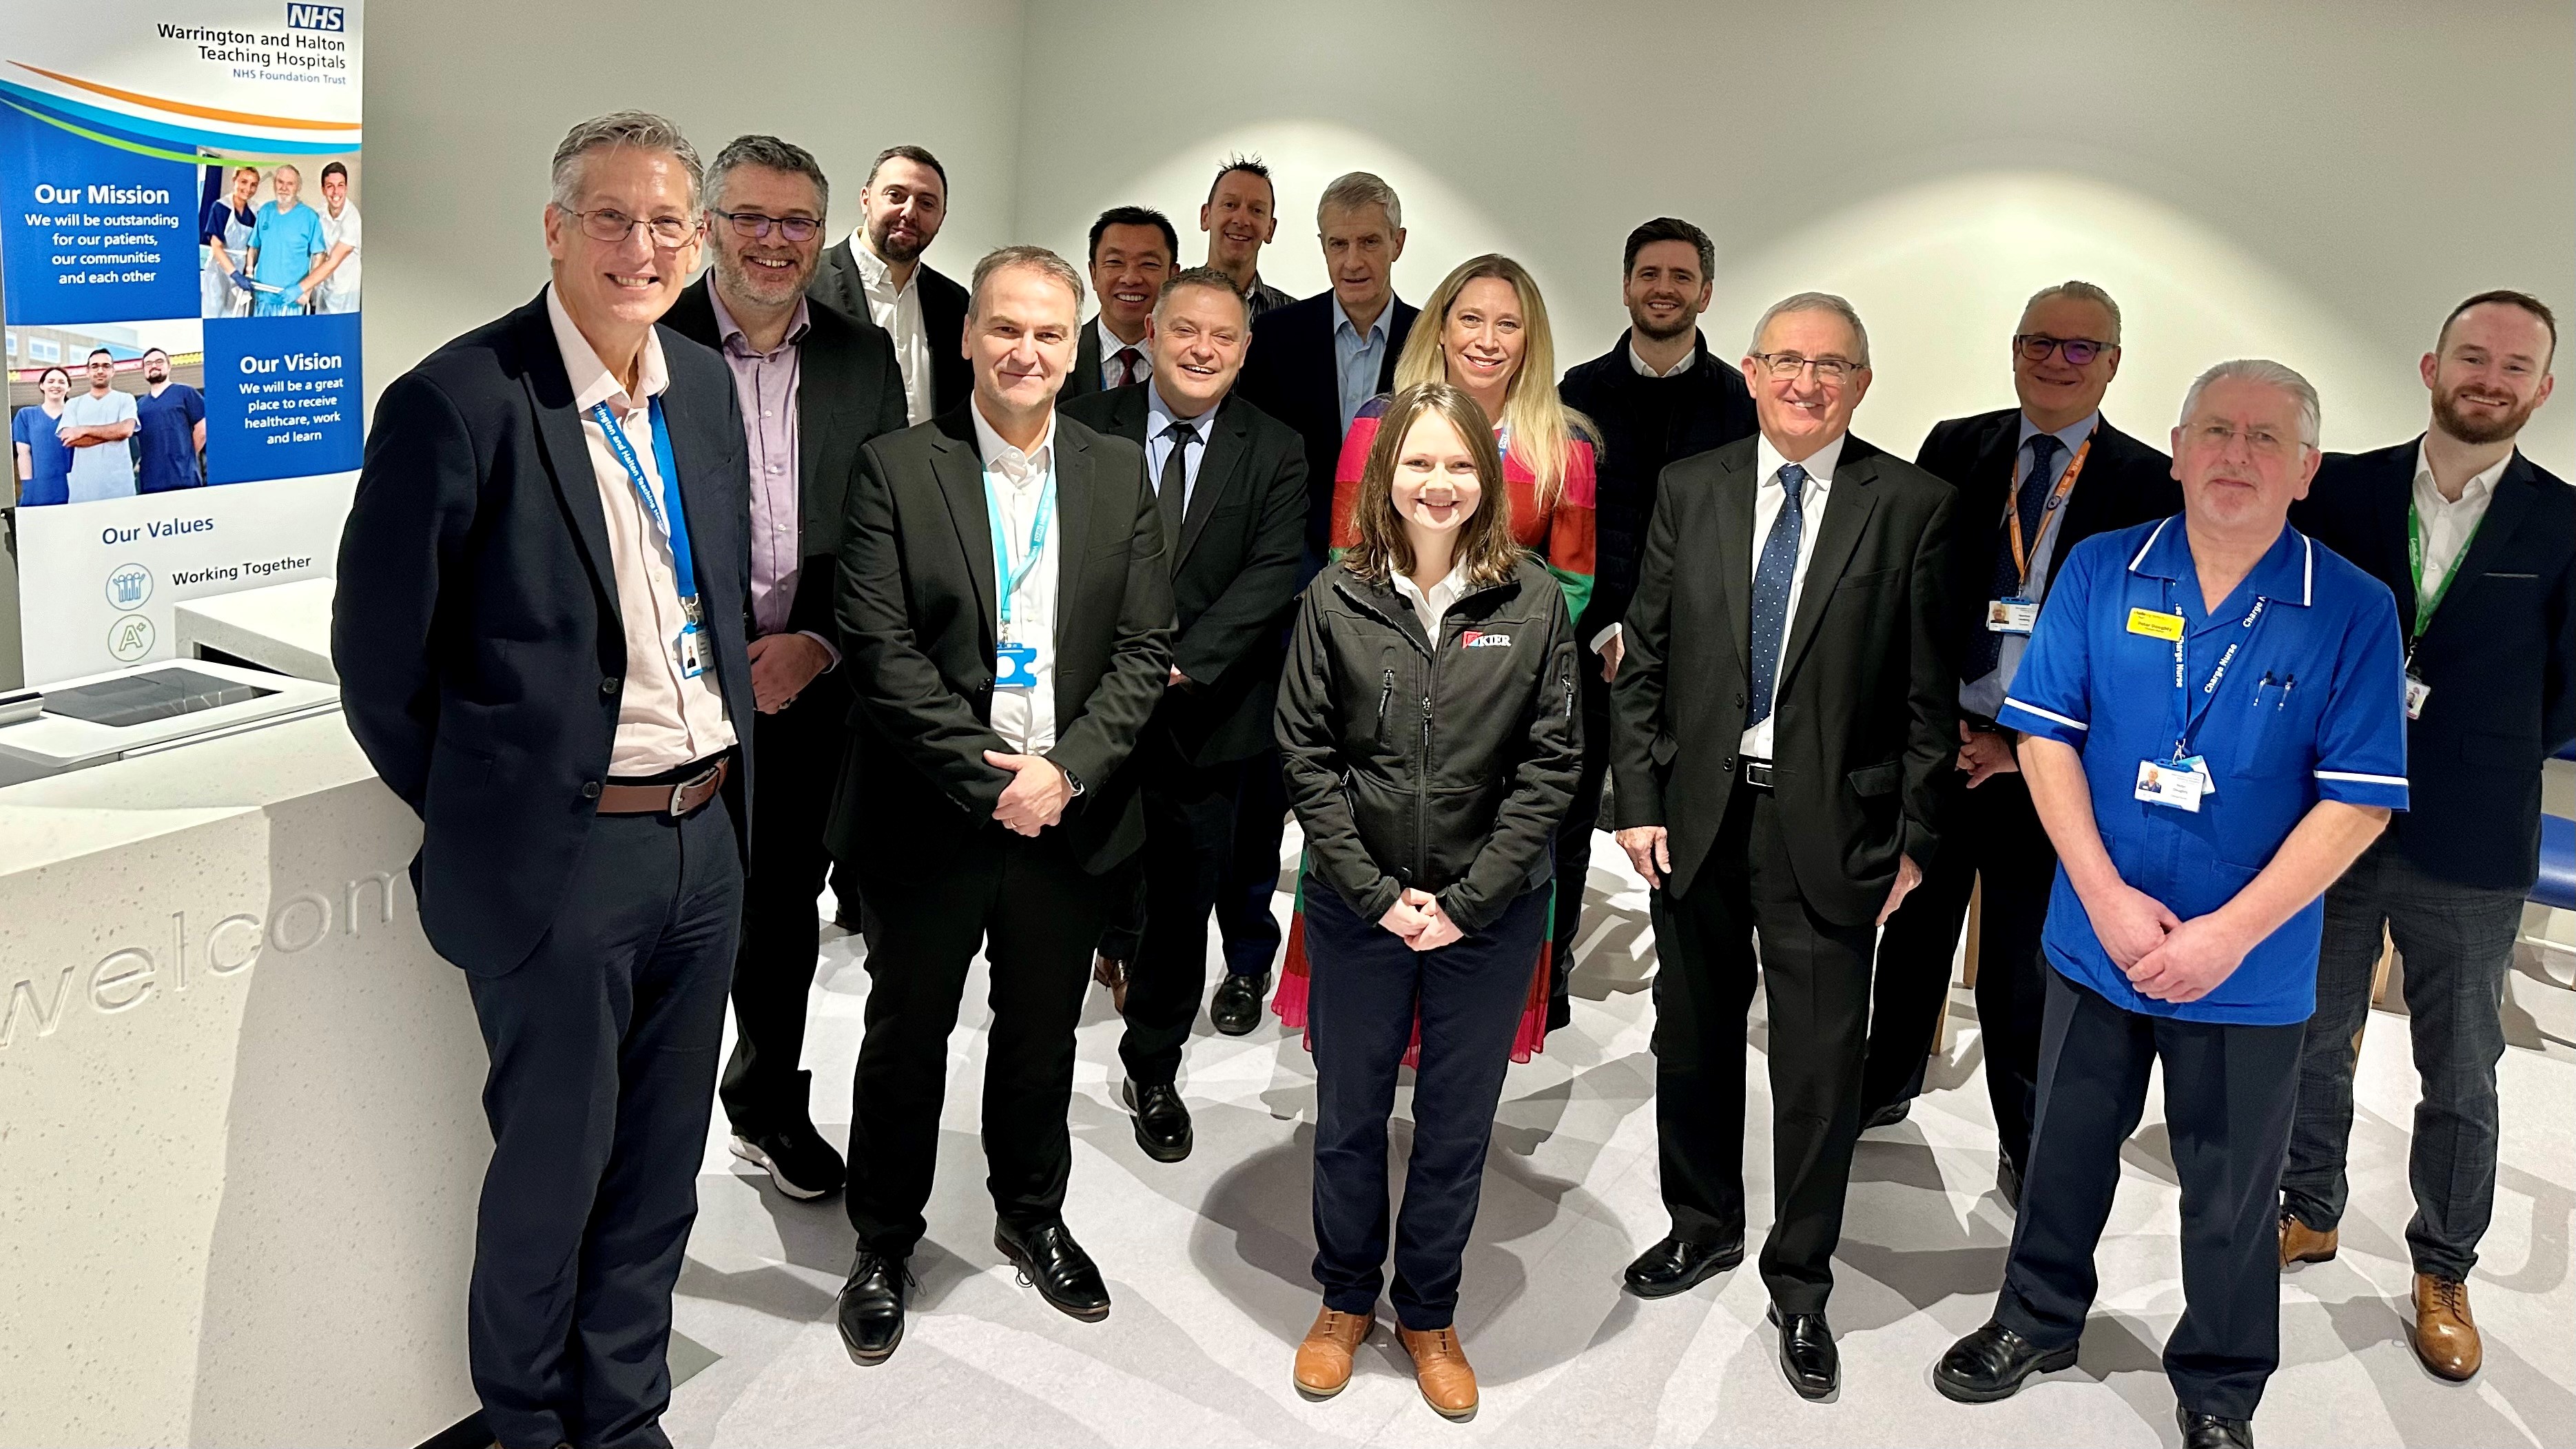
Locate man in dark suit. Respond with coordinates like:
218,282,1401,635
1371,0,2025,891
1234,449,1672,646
2280,289,2573,1382
661,134,909,1203
808,145,970,425
1062,267,1308,1160
827,245,1173,1364
332,113,753,1449
1610,293,1955,1401
1062,206,1177,401
1555,216,1759,1029
1221,172,1419,1011
1858,282,2180,1201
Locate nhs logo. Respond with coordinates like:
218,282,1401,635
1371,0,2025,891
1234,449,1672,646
286,3,344,31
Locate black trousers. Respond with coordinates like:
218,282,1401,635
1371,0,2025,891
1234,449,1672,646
1650,786,1876,1313
1862,767,2057,1169
717,688,839,1138
1111,756,1246,1083
464,793,743,1449
844,830,1114,1257
1213,745,1291,976
1547,666,1612,1029
1306,872,1547,1330
1997,970,2304,1421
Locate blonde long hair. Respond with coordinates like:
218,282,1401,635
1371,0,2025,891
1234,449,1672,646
1394,253,1590,509
1342,383,1525,590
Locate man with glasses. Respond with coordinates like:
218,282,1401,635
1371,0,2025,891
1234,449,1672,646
243,163,328,316
1611,293,1956,1401
1935,361,2404,1449
1859,282,2178,1204
333,112,755,1449
663,134,910,1204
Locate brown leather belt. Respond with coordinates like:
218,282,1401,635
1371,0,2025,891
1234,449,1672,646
597,757,730,817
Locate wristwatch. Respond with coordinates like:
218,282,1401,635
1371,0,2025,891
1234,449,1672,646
1055,759,1086,798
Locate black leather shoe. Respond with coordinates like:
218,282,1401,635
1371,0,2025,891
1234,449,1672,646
1933,1319,2079,1403
1766,1306,1839,1400
1997,1155,2025,1211
729,1122,847,1200
834,1249,910,1365
1210,971,1270,1036
2177,1405,2255,1448
1862,1100,1912,1130
1623,1235,1744,1298
996,1220,1112,1322
1122,1078,1193,1162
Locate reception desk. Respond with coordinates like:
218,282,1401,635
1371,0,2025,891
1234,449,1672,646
0,712,484,1447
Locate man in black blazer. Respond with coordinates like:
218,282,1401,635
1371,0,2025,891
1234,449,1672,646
1858,282,2180,1200
661,135,910,1204
1610,293,1955,1400
333,114,752,1449
808,144,970,424
2279,289,2573,1381
1062,267,1308,1160
827,245,1173,1364
1062,206,1177,401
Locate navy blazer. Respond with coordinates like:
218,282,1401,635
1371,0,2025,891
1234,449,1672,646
333,289,756,976
1234,289,1419,569
2291,438,2576,890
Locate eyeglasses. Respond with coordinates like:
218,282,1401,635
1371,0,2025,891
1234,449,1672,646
1751,351,1862,382
2015,333,2114,366
563,207,700,249
2185,421,2307,460
712,209,823,243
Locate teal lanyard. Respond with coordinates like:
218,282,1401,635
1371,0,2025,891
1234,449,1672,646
985,464,1056,637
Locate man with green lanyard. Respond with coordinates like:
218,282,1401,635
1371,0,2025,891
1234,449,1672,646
2280,289,2573,1384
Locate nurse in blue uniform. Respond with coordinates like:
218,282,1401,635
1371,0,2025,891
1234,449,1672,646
1928,360,2409,1449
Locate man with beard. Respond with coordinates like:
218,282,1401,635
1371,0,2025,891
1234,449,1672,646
2278,289,2573,1384
132,348,206,493
1199,156,1292,319
663,134,910,1202
812,145,969,425
1554,216,1756,1027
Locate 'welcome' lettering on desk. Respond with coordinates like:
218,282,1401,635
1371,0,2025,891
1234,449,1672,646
0,872,411,1052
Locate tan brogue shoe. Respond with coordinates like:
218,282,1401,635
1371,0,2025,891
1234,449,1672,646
2412,1273,2482,1381
1292,1306,1373,1398
1398,1325,1478,1420
2278,1209,2338,1268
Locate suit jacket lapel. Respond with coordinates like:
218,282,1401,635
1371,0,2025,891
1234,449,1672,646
2420,453,2539,649
1052,426,1098,721
1177,400,1248,568
1716,452,1758,684
795,327,843,537
1776,449,1879,693
518,302,622,631
929,423,998,648
655,353,731,611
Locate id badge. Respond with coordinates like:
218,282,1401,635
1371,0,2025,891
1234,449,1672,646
995,640,1040,689
2403,675,2431,721
674,621,707,679
2135,757,2208,812
1986,597,2038,635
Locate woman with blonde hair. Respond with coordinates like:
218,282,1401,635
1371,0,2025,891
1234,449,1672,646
1275,381,1579,1418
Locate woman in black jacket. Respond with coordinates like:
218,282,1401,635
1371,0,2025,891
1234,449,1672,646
1274,382,1580,1419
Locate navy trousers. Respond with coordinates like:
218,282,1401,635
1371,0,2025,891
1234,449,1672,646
464,793,743,1449
1304,873,1547,1330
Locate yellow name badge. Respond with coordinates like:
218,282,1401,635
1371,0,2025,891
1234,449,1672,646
2127,608,2185,641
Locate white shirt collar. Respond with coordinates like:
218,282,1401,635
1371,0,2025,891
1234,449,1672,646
1096,315,1146,364
970,398,1056,484
1755,431,1845,493
1628,338,1698,378
2411,437,2511,509
849,232,914,297
1391,560,1470,635
546,283,669,414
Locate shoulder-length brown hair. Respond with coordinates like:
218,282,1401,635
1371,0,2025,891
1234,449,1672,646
1341,382,1525,590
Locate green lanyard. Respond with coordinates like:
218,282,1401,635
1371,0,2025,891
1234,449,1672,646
2404,502,2482,649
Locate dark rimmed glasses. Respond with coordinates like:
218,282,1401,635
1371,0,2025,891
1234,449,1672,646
2015,333,2114,366
1751,351,1864,382
712,209,825,243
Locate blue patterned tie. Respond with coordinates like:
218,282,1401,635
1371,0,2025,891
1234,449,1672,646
1968,433,2062,683
1746,462,1807,729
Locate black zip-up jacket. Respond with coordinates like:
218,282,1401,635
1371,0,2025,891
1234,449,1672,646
1276,555,1583,931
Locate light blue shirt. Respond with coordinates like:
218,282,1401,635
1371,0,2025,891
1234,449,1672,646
1961,410,2098,718
1144,382,1219,516
1330,295,1392,440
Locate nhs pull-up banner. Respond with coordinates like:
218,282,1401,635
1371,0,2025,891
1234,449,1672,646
0,1,362,684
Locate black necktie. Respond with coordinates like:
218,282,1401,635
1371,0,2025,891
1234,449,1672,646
1114,347,1144,389
1158,420,1194,548
1968,433,2063,683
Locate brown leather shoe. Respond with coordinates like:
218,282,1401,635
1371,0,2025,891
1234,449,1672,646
1292,1306,1373,1397
2412,1273,2482,1381
1399,1324,1478,1420
1092,952,1129,1015
2278,1208,2337,1268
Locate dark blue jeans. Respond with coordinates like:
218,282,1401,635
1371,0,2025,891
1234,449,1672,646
1304,872,1546,1330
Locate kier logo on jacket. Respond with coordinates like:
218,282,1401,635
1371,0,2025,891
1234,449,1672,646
1461,630,1512,648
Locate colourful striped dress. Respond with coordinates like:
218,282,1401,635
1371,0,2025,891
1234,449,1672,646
1271,393,1598,1064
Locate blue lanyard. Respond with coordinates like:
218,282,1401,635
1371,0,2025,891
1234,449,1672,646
984,464,1055,631
590,398,698,609
2170,593,2267,759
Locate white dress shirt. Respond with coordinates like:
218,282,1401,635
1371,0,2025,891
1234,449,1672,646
1627,339,1697,378
1144,382,1219,515
851,233,935,427
2410,438,2510,613
1741,432,1845,761
973,401,1061,754
1096,316,1149,391
546,287,737,773
1392,560,1470,641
